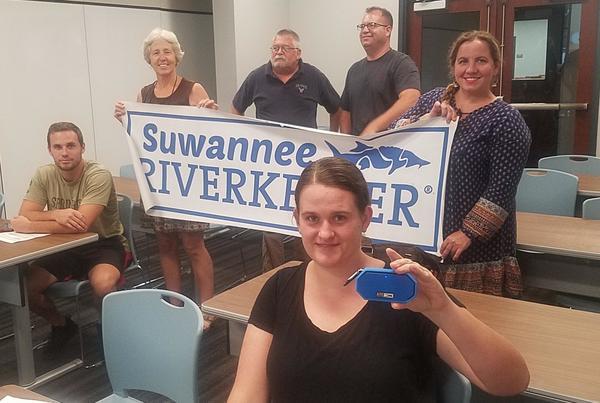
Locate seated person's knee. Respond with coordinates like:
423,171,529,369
89,264,120,297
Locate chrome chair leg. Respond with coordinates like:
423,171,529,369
1,324,35,342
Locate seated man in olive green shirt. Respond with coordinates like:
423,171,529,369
11,121,125,353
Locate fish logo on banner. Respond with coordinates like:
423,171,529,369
325,141,430,174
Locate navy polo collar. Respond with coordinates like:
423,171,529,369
265,59,304,80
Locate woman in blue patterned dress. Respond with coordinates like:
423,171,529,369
393,31,531,297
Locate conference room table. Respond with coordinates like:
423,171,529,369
0,232,98,387
113,175,600,297
516,211,600,297
114,174,599,294
112,176,600,262
113,176,140,203
202,261,600,403
577,174,600,197
516,211,600,260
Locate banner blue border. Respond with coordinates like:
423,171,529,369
126,110,451,253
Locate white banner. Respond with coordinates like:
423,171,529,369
123,103,456,252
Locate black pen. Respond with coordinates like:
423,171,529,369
343,269,362,287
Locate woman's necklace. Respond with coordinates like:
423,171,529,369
456,94,496,118
170,75,178,95
155,75,178,97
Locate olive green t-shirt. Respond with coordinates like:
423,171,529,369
25,161,123,239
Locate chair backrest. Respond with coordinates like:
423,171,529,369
433,357,471,403
582,197,600,220
516,169,579,216
538,155,600,175
102,289,204,402
116,193,138,264
119,164,135,179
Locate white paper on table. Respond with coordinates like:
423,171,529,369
0,396,50,403
0,232,50,243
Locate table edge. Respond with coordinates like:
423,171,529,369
0,233,99,269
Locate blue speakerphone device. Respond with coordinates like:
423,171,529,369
352,267,417,303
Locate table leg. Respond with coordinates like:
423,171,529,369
4,264,36,386
2,264,83,387
12,300,36,385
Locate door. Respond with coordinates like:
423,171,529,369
408,1,496,92
407,0,598,165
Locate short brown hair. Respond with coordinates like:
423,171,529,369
295,157,370,212
47,122,84,147
365,6,393,27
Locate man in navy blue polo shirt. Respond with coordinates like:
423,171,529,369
231,29,340,130
231,28,341,271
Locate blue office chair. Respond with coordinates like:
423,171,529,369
115,194,146,287
119,164,135,179
98,289,203,402
538,155,600,175
44,194,143,365
434,357,471,403
516,169,579,298
555,197,600,313
582,197,600,220
516,169,579,216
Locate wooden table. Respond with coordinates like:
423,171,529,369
113,176,140,202
451,289,600,403
202,261,301,323
0,232,98,387
516,211,600,260
577,174,600,197
0,384,57,401
202,263,600,403
516,212,600,297
113,177,600,255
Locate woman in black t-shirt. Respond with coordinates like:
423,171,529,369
228,157,529,402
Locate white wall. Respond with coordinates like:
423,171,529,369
290,0,399,127
64,0,211,12
0,0,216,217
213,0,288,118
0,1,96,218
213,0,238,113
162,11,217,99
213,0,399,128
84,5,159,184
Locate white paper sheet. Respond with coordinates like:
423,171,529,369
0,396,48,403
0,232,50,244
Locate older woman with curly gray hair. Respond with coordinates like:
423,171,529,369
114,27,217,329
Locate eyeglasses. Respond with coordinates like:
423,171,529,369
270,45,299,53
356,22,389,31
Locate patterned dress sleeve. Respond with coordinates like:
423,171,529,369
461,106,531,241
389,87,444,129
